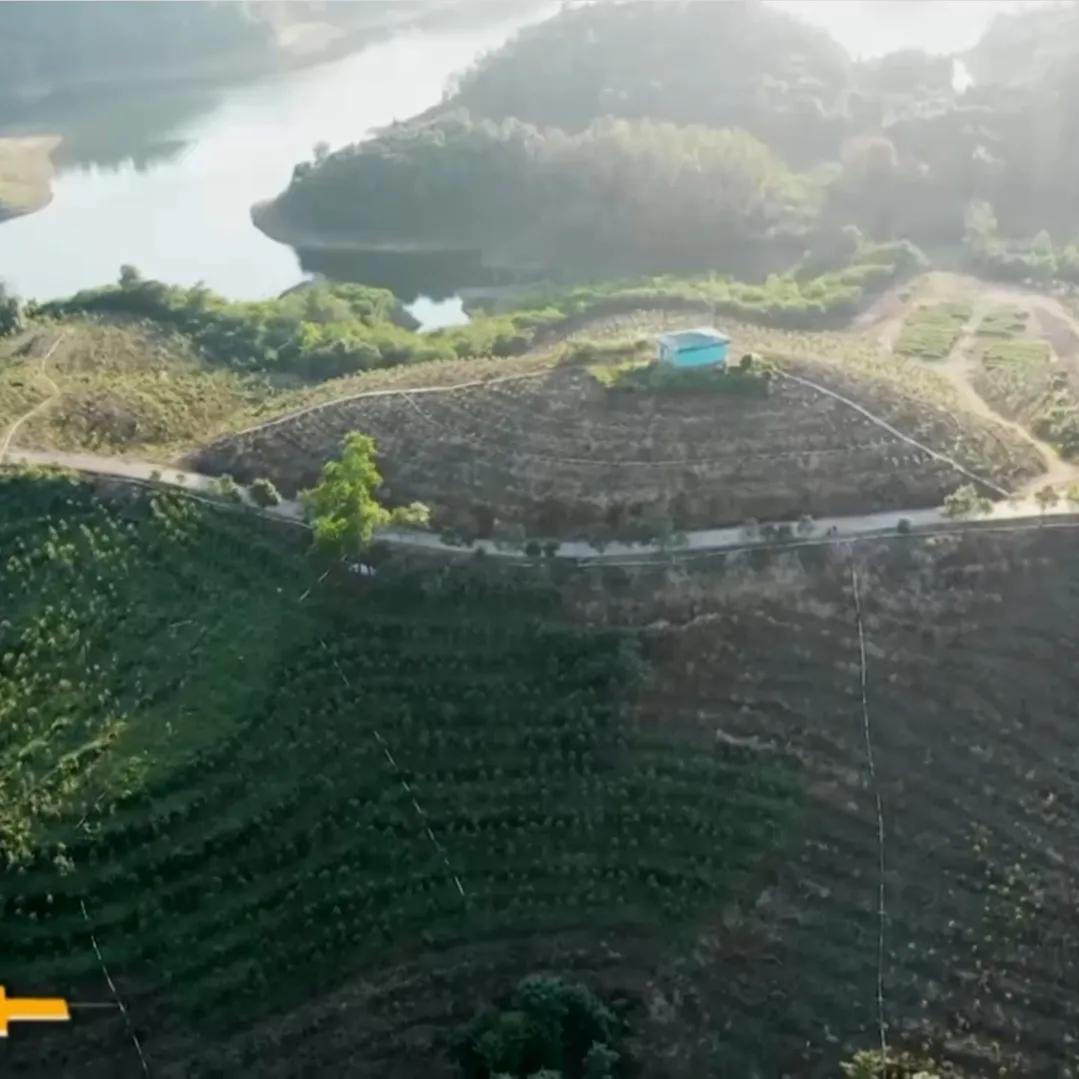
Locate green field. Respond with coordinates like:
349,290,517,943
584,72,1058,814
976,305,1029,339
0,470,795,1073
893,301,972,360
981,337,1052,367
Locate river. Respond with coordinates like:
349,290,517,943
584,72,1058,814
0,7,553,327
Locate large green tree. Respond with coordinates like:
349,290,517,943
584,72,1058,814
301,433,428,554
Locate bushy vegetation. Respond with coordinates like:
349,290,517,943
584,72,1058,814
457,975,625,1079
515,239,926,332
273,112,823,278
32,270,560,380
892,302,971,361
301,432,429,553
942,483,993,519
964,201,1079,286
592,352,775,397
446,0,850,166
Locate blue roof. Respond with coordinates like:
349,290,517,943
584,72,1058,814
657,327,731,349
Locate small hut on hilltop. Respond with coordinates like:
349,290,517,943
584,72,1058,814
656,327,731,369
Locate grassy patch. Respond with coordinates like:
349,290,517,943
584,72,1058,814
893,301,972,360
972,330,1079,457
591,356,774,396
0,319,284,458
981,337,1052,368
976,305,1029,338
0,471,796,1045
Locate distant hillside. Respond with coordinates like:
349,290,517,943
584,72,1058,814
447,0,852,167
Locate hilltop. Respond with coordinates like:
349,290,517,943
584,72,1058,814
192,308,1043,543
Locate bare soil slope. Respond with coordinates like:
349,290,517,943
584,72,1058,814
192,352,1042,538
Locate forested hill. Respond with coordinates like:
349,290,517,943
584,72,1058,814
267,113,821,277
447,0,852,167
261,0,1079,286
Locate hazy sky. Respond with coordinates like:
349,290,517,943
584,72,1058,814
764,0,1066,58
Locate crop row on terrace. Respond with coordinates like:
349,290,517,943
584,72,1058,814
969,307,1079,459
559,531,1079,1076
193,337,1042,542
0,472,796,1078
893,301,972,360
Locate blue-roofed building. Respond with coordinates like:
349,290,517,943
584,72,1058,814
656,327,731,369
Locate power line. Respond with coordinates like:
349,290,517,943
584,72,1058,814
79,898,151,1078
849,553,888,1068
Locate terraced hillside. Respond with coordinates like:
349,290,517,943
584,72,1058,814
567,530,1079,1077
3,470,1078,1075
193,347,1042,540
0,471,794,1078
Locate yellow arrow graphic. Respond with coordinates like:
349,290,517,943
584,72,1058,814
0,985,70,1037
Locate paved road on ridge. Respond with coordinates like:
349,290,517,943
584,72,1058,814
8,447,1077,563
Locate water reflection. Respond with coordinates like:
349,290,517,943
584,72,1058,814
0,8,556,304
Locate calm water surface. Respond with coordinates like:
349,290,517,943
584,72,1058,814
0,10,550,322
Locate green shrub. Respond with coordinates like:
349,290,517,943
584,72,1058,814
249,477,282,507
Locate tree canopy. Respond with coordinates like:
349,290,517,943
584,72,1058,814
301,433,428,554
276,112,820,278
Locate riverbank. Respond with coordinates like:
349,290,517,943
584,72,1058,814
0,135,60,222
251,197,497,258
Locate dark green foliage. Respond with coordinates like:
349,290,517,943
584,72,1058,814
249,477,281,508
1,472,797,1031
457,975,620,1079
275,112,822,278
33,273,563,378
448,0,851,166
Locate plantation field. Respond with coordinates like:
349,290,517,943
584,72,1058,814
970,306,1079,459
0,471,796,1078
0,319,285,459
893,301,972,360
561,530,1079,1076
194,321,1042,541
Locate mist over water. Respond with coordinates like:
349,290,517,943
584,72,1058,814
0,7,554,306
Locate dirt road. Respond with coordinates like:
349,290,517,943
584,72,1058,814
0,333,65,462
856,273,1079,496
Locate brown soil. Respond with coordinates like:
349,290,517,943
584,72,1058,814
191,353,1042,539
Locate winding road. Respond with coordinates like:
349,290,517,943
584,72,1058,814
7,447,1077,564
4,292,1078,561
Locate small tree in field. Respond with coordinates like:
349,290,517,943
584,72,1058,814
1034,483,1059,517
942,483,992,519
301,432,428,555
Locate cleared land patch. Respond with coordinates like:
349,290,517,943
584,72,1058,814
970,305,1079,459
892,301,972,360
0,319,284,458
